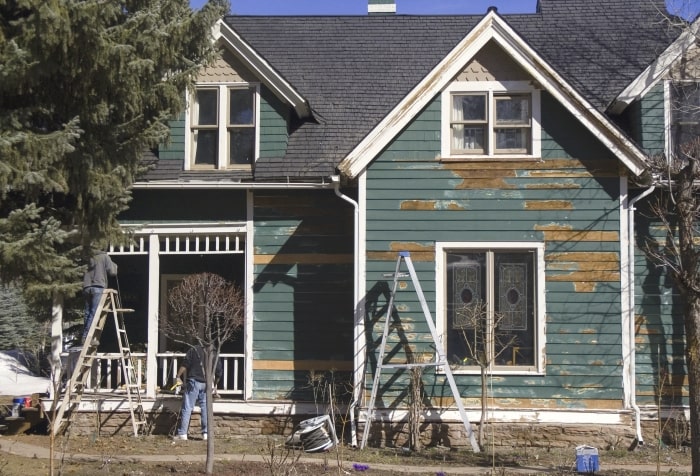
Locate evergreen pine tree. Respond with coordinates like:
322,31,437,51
0,0,228,315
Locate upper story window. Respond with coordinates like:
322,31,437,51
669,81,700,160
436,242,545,375
441,81,541,160
188,84,258,169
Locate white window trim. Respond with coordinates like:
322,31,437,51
184,82,260,171
440,81,541,160
435,241,546,375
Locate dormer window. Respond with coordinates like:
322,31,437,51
441,81,540,160
188,84,258,169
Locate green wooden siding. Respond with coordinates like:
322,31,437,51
160,112,185,160
252,190,354,400
637,84,666,157
633,194,687,406
629,82,687,407
364,91,626,408
259,86,289,157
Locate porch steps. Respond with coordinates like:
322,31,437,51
52,289,147,437
360,251,480,453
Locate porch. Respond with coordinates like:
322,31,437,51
60,352,244,397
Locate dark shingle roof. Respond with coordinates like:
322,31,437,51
143,0,678,182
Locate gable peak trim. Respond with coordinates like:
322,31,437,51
338,10,647,178
610,19,700,114
213,20,311,118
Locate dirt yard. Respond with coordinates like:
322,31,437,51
0,432,694,475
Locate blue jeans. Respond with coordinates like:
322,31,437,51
177,379,208,436
83,286,104,341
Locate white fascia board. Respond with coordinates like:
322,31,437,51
338,11,648,179
213,20,311,118
610,20,699,115
132,180,335,190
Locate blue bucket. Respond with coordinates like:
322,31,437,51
11,397,24,417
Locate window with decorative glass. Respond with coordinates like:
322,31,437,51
670,81,700,160
441,82,540,159
437,244,544,373
190,85,257,169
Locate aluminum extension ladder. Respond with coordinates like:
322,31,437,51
52,289,146,437
360,251,480,452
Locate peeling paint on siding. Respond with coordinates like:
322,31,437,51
524,200,573,210
400,200,466,210
525,182,582,189
367,242,435,261
548,271,620,282
573,282,598,292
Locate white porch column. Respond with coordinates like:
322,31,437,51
146,234,160,398
50,292,64,395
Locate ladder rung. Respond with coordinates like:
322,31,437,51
115,308,135,313
380,362,442,369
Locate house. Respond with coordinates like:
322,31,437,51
55,0,699,448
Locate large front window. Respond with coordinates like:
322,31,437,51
442,81,540,159
437,243,545,374
190,85,257,169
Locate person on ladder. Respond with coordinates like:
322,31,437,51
82,250,118,346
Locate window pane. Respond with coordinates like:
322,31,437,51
447,252,486,365
494,252,535,366
495,96,529,125
229,89,254,125
193,130,217,166
452,94,486,121
452,125,485,152
495,128,529,152
229,128,255,165
672,83,700,124
194,89,218,126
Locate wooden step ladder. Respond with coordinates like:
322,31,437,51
52,288,146,437
360,251,480,452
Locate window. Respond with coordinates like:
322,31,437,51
189,84,257,169
436,242,545,374
669,81,700,160
441,81,540,159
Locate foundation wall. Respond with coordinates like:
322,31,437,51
65,410,681,451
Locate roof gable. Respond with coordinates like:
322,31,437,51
212,20,311,118
338,10,649,179
610,19,700,114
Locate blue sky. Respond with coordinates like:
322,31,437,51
190,0,700,19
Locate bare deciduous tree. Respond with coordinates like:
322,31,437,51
452,302,517,450
164,273,244,475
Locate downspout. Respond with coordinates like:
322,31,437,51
331,175,360,447
628,185,655,445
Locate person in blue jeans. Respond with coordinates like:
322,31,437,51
174,345,223,441
82,251,118,345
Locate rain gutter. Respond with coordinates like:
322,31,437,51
331,175,361,447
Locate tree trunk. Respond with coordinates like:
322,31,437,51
683,296,700,476
204,347,215,475
675,158,700,476
479,365,487,450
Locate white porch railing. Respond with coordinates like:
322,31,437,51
60,352,244,396
157,352,244,396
